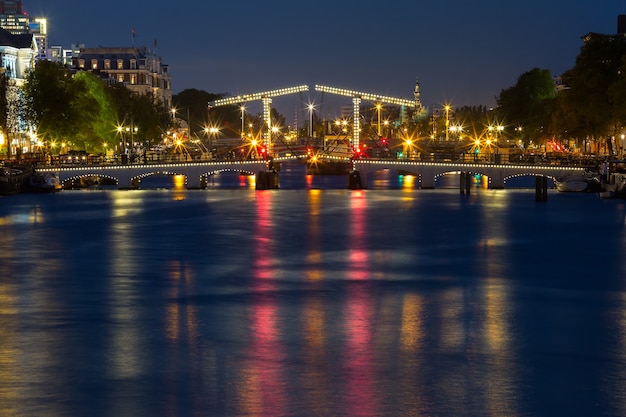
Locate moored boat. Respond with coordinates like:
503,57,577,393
0,165,34,195
599,160,626,199
554,175,590,192
24,171,62,193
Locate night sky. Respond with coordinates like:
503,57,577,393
23,0,626,118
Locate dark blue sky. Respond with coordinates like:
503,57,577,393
24,0,625,118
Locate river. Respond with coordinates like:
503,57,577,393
0,165,625,416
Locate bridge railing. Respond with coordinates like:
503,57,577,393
11,150,603,171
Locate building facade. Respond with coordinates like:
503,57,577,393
0,26,36,82
0,25,37,154
0,1,49,61
74,46,172,108
28,17,47,59
0,0,29,34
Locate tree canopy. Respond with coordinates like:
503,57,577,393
21,61,171,154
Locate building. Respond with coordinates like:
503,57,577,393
0,1,49,61
0,25,37,154
0,1,29,34
74,46,172,108
0,26,35,83
28,17,46,59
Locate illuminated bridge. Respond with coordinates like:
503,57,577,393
37,160,269,189
352,159,587,189
37,158,587,190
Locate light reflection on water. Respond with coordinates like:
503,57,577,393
0,188,625,416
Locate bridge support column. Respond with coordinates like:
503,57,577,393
347,170,363,189
535,175,548,201
489,172,505,189
460,171,471,194
256,170,279,190
118,174,133,189
187,176,202,189
420,174,435,189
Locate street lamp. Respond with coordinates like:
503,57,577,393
376,103,383,136
240,105,246,139
308,104,315,138
117,125,125,156
444,105,451,141
204,126,219,158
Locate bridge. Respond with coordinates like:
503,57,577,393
352,159,586,189
37,160,269,189
36,157,586,190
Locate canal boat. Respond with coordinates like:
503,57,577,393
554,175,591,192
0,165,34,195
24,171,62,193
600,160,626,198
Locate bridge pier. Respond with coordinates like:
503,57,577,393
186,175,203,189
256,170,279,190
460,171,471,194
535,175,548,201
118,174,133,189
420,174,435,189
347,170,364,189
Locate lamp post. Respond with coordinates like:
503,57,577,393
117,125,125,157
376,103,382,137
240,105,246,139
308,104,315,138
444,105,451,141
205,126,219,158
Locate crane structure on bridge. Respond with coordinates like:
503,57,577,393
209,85,309,155
315,84,419,152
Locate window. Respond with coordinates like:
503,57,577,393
130,74,136,84
104,59,111,70
117,74,124,83
130,60,137,70
91,59,98,70
117,59,124,69
78,59,85,69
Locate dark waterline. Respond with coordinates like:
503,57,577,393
0,176,624,416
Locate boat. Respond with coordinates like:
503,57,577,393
554,171,600,192
599,160,626,199
0,165,34,195
554,175,590,192
24,171,62,193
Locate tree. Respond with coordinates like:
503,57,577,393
173,89,266,139
496,68,556,145
23,61,93,147
0,70,7,155
107,83,171,150
556,36,626,147
72,71,117,152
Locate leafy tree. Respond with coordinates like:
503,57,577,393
71,71,117,152
0,70,7,155
107,83,171,149
556,36,626,146
496,68,556,145
172,89,277,139
23,60,86,145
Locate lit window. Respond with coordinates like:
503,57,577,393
78,59,85,69
130,74,136,84
91,59,98,70
104,59,111,70
117,74,124,83
117,59,124,69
